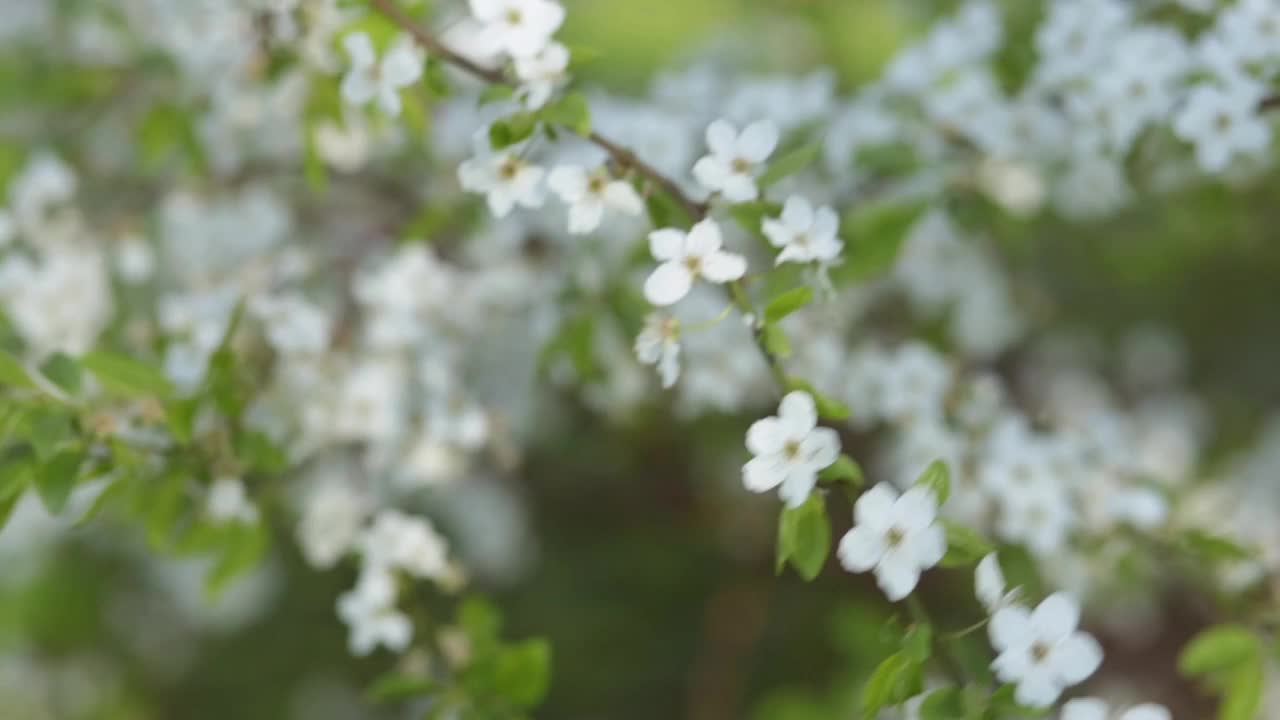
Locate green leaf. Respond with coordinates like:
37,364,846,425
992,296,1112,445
833,200,929,286
206,522,268,597
423,58,450,97
918,687,963,719
1220,655,1263,720
492,638,553,708
488,111,537,149
762,323,792,359
27,407,73,459
459,596,503,655
938,519,995,568
727,200,781,243
39,353,81,395
81,351,173,397
365,672,438,703
540,92,591,136
914,459,950,506
759,142,821,189
776,494,830,581
764,287,814,324
645,191,693,230
861,651,923,720
818,454,864,487
478,84,515,105
0,492,19,533
1179,530,1255,562
0,351,35,389
785,378,851,421
1180,625,1260,676
903,622,933,663
35,449,82,514
0,444,35,501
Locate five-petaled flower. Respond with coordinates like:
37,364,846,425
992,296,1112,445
468,0,566,59
692,119,779,203
989,593,1103,707
458,147,547,217
340,32,424,117
548,164,644,234
762,195,843,266
643,219,747,306
743,391,841,507
837,483,946,601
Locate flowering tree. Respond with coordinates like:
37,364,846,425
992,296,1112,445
1,0,1280,718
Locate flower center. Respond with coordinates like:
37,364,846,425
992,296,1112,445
499,158,520,180
1030,641,1051,664
588,176,607,194
886,526,905,548
1215,112,1233,132
683,256,703,276
793,232,810,248
505,8,523,26
731,157,752,174
783,439,801,459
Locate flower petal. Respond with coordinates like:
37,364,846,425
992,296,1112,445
1051,631,1103,685
746,417,785,455
779,468,818,508
738,120,779,162
895,486,939,530
975,553,1006,612
799,427,840,469
567,201,605,234
777,391,818,435
1123,704,1172,720
548,165,588,201
781,195,813,228
343,32,376,67
685,219,723,255
693,156,730,191
604,181,644,215
837,525,884,572
1031,592,1081,642
643,262,693,306
875,558,921,601
1061,698,1109,720
910,524,946,569
706,119,738,158
1013,667,1062,708
648,228,686,261
743,454,786,493
989,605,1032,653
854,483,898,530
700,251,746,283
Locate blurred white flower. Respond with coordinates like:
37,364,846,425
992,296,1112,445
468,0,565,58
634,313,681,388
336,568,412,656
206,477,259,525
547,164,643,234
1062,698,1170,720
643,219,746,306
692,119,778,203
837,483,946,601
762,196,842,266
989,593,1103,707
340,32,423,117
459,146,547,217
743,391,840,507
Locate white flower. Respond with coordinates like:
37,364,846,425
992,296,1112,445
114,235,155,283
206,477,258,525
762,196,842,266
837,484,946,601
336,567,412,656
514,41,569,108
458,147,546,217
340,32,423,117
976,552,1021,613
361,509,450,581
298,479,368,570
469,0,565,59
743,391,841,507
1173,79,1272,173
1061,698,1171,720
643,219,747,306
635,313,681,388
547,164,644,234
989,593,1103,708
692,119,778,203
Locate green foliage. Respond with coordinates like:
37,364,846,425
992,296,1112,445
860,622,930,719
764,287,814,324
80,351,173,398
38,353,81,395
761,322,792,359
818,454,864,487
833,200,929,286
540,92,592,136
489,111,538,149
913,459,950,506
784,378,850,421
758,142,821,189
776,494,831,581
0,350,35,389
939,520,995,568
728,200,783,244
1180,625,1265,720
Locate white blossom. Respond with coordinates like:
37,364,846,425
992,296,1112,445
692,119,778,203
743,391,840,507
336,567,412,656
468,0,565,59
762,196,842,266
1061,698,1171,720
837,483,946,601
514,41,569,108
206,477,258,525
340,32,423,117
1173,78,1272,173
976,552,1020,613
989,593,1103,707
547,164,643,234
361,510,450,582
643,219,746,306
458,147,547,217
634,313,681,388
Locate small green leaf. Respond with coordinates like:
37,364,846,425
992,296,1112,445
861,651,923,720
762,323,792,359
1179,530,1255,562
27,407,73,459
39,353,81,395
81,351,173,397
206,522,268,597
918,688,963,720
1221,655,1263,720
645,191,693,230
540,92,591,136
833,200,929,286
777,494,831,581
903,622,933,663
423,58,450,97
478,84,515,105
365,672,438,703
818,454,864,487
492,638,553,708
0,350,35,389
35,449,82,514
759,142,821,189
764,287,814,324
938,519,995,568
1180,625,1260,677
914,459,950,506
488,111,537,149
0,492,19,533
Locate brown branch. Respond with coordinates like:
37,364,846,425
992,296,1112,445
1260,95,1280,113
367,0,709,221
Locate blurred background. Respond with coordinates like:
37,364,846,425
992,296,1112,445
2,1,1280,719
